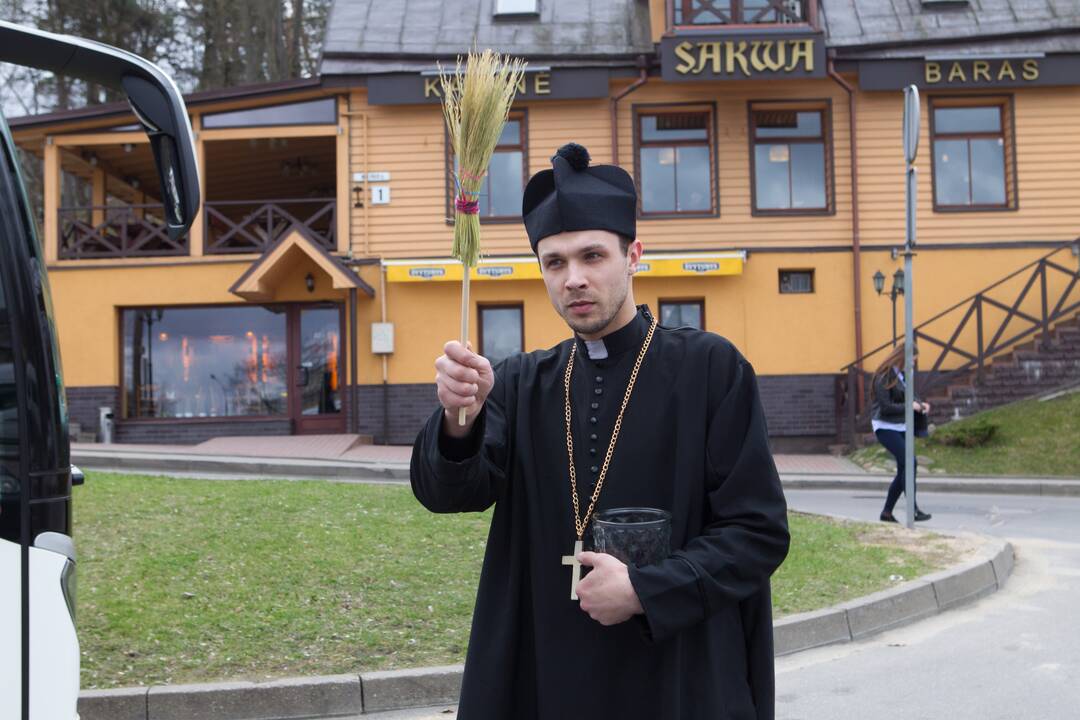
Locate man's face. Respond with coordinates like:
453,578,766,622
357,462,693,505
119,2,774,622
537,230,642,336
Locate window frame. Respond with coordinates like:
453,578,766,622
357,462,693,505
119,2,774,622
445,109,529,224
658,298,706,330
778,268,815,294
117,302,346,423
670,0,816,29
928,95,1018,213
477,302,525,364
748,100,835,217
632,102,719,219
200,96,339,129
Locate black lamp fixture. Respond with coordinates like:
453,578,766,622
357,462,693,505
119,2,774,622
872,270,885,295
353,185,364,208
305,273,315,293
874,268,906,346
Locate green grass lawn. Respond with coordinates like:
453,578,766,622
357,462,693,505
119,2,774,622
850,391,1080,477
74,473,955,689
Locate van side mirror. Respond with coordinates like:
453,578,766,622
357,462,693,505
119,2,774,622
122,75,199,238
0,20,201,240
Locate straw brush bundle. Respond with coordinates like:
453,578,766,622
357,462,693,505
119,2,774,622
440,50,526,425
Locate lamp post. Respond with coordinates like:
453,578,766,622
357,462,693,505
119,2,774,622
901,84,920,530
873,268,906,346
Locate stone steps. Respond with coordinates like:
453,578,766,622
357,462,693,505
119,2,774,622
923,311,1080,423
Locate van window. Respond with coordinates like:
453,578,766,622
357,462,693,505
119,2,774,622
0,132,21,541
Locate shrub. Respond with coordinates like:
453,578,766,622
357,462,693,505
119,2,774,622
928,418,999,448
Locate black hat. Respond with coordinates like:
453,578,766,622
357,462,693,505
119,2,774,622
522,143,636,253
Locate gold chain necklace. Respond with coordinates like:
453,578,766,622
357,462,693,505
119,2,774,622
560,315,658,599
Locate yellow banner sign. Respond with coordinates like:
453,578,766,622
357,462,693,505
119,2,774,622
385,258,542,283
385,254,744,282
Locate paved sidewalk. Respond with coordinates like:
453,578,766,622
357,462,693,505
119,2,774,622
74,439,866,473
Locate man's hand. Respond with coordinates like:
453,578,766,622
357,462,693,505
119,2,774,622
436,341,495,438
576,552,644,626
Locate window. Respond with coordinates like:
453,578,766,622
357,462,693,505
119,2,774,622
750,104,832,214
0,211,17,539
636,107,715,216
659,300,704,330
201,97,337,128
930,99,1014,211
495,0,539,15
449,113,527,220
779,269,814,294
479,305,523,365
122,306,288,418
673,0,807,25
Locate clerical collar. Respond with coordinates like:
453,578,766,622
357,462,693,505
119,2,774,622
575,305,652,362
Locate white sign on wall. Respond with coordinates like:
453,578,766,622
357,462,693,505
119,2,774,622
371,322,395,354
370,185,391,205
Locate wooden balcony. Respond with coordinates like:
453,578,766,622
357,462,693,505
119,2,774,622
204,198,336,254
57,198,337,259
58,204,186,259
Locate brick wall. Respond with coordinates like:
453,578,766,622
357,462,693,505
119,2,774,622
756,374,838,438
67,375,840,449
66,386,119,439
351,383,439,445
116,418,292,444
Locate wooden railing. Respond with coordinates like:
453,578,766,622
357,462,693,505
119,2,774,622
58,204,186,259
204,198,336,254
836,242,1080,442
672,0,812,26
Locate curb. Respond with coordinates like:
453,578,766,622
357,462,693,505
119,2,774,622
774,535,1013,654
781,475,1080,497
77,537,1015,720
72,451,410,481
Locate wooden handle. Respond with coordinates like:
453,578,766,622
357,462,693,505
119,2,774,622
458,271,471,426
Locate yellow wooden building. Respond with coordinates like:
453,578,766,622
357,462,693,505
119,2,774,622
10,0,1080,448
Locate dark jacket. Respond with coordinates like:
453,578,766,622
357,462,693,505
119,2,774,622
871,368,919,424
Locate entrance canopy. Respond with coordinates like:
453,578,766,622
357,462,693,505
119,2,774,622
229,224,374,301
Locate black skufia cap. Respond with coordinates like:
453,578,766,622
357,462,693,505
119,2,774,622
522,143,636,253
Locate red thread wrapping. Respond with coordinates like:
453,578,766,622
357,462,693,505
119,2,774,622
459,169,486,183
455,197,480,215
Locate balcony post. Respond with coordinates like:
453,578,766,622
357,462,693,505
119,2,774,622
189,114,205,256
43,137,59,263
336,97,350,255
91,166,106,226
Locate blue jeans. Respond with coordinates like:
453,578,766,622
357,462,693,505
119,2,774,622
875,429,918,514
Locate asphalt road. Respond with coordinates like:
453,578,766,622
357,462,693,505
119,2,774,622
338,489,1080,719
776,489,1080,719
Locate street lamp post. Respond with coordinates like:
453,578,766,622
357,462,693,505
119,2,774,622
873,268,906,346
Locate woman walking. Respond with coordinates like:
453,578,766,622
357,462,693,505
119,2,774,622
871,343,932,523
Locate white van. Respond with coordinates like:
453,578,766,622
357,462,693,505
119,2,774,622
0,21,200,720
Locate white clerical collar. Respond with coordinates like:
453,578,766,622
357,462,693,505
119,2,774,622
583,338,608,360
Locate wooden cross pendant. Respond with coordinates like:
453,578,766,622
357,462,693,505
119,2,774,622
562,540,584,600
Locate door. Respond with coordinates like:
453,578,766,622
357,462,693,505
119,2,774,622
291,304,345,434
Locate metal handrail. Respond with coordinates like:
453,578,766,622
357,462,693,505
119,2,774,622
841,241,1080,373
837,240,1080,442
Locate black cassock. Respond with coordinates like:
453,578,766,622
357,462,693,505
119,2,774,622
411,306,790,720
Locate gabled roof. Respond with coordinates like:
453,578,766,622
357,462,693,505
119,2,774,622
824,0,1080,57
320,0,653,76
229,224,375,301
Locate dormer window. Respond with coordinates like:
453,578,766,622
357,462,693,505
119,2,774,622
495,0,539,17
673,0,809,26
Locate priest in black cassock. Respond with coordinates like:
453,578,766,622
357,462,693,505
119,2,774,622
411,143,790,720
